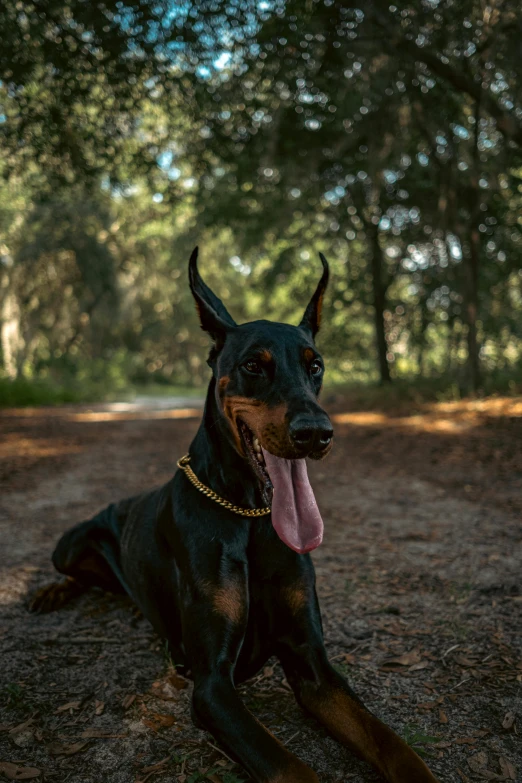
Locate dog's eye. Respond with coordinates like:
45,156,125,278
310,360,323,376
244,360,262,375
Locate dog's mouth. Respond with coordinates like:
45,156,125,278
239,421,273,506
238,420,324,555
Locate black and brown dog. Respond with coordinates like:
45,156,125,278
32,249,439,783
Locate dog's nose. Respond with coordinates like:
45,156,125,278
289,416,333,452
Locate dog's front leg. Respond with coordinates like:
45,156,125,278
276,586,440,783
181,564,318,783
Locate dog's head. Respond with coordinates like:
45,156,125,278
188,247,333,552
189,247,333,463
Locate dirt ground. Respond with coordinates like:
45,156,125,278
0,394,521,783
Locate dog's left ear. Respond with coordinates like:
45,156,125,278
299,253,329,337
188,247,237,345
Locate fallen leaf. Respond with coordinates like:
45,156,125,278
166,668,188,690
9,718,34,735
0,763,41,780
142,713,176,731
81,729,127,738
122,694,136,709
467,752,500,780
501,712,515,731
439,709,448,724
410,660,430,671
56,701,81,713
417,698,443,711
498,757,516,780
139,757,170,775
95,700,105,716
454,656,478,667
382,649,422,667
48,740,90,756
150,680,183,701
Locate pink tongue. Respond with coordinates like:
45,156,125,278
262,448,323,554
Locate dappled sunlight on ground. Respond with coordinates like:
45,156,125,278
0,434,82,460
332,395,522,434
66,407,202,423
0,565,39,606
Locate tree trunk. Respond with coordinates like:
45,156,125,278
369,228,391,384
1,289,24,379
465,226,481,392
464,98,482,393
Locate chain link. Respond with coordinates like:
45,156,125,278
176,454,271,517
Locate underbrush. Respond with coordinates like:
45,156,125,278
324,370,522,412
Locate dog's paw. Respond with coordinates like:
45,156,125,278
28,579,81,613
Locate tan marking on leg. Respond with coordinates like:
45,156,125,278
29,578,84,614
269,763,319,783
282,584,308,614
212,581,245,625
304,685,439,782
255,717,319,783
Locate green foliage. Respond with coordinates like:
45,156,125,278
0,0,521,399
0,376,82,407
402,724,440,758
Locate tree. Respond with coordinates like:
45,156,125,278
180,0,522,388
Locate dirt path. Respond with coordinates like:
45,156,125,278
0,397,520,783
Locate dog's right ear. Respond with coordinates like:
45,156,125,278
188,247,236,347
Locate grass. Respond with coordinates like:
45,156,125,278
131,383,206,399
0,376,85,407
402,724,440,758
0,376,206,408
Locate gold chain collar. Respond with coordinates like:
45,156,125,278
176,454,271,517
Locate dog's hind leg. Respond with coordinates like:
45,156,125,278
29,504,130,613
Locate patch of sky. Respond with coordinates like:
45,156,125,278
214,52,232,69
196,64,212,79
229,255,251,275
158,150,174,170
452,124,469,139
384,170,397,184
447,234,462,260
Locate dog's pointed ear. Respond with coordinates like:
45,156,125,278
299,253,329,337
188,247,236,345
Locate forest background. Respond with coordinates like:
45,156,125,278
1,0,521,405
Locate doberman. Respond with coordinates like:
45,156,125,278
31,248,439,783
